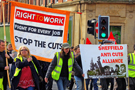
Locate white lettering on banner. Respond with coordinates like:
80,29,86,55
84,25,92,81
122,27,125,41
44,16,63,24
16,11,36,20
14,24,27,31
15,9,65,26
38,29,51,34
28,27,37,32
52,31,60,36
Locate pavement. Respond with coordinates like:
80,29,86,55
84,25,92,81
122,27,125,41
7,79,129,90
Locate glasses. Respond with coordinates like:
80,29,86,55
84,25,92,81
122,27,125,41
21,49,27,51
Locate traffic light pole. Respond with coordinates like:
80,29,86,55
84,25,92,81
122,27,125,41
94,21,98,39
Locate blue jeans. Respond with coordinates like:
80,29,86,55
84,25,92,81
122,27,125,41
74,76,84,90
18,86,35,90
56,77,69,90
86,79,98,90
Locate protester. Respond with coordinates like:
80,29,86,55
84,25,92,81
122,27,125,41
100,40,114,90
128,44,135,89
7,43,17,80
74,45,84,90
9,50,17,80
11,45,43,90
0,40,13,90
39,61,53,90
7,43,13,54
67,46,75,90
70,46,74,52
7,43,14,79
115,34,121,44
45,43,84,90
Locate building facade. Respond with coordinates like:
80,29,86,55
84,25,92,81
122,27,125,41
0,0,135,53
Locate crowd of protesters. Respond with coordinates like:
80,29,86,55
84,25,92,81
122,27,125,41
0,39,135,90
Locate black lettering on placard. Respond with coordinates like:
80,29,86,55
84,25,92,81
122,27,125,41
15,36,62,49
14,23,63,37
15,36,33,45
48,42,62,49
34,40,46,48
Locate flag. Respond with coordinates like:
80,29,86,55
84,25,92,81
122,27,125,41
86,38,92,44
108,31,117,44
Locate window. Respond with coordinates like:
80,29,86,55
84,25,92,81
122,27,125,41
55,0,58,3
63,0,67,2
18,0,22,3
49,0,51,3
26,0,29,4
33,0,36,5
68,16,73,46
110,26,121,44
40,0,43,6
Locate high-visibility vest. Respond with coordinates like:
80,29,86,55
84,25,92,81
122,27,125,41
14,56,39,77
51,52,74,81
128,53,135,77
0,77,3,90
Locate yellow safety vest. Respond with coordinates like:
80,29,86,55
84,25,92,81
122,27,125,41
51,52,74,81
128,53,135,77
14,56,38,77
0,77,3,90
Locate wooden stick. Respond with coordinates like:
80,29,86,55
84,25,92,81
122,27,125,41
128,77,129,90
2,1,11,88
84,79,86,90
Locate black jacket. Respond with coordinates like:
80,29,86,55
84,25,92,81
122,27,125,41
0,51,13,90
11,56,42,90
74,54,83,77
0,51,13,77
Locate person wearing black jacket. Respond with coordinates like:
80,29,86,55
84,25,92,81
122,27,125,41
39,61,53,90
100,40,114,90
74,45,84,90
0,40,13,90
11,46,42,90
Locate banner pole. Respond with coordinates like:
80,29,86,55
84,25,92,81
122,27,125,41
84,79,86,90
2,1,11,88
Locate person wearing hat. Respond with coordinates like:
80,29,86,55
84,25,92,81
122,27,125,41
128,44,135,90
100,40,114,90
44,43,84,90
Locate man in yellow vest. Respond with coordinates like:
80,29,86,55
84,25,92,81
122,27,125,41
128,44,135,89
45,43,84,90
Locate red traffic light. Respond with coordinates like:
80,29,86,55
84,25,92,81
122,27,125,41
101,26,106,31
101,19,106,25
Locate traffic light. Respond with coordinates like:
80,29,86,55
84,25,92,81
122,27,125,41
87,19,97,39
98,16,110,39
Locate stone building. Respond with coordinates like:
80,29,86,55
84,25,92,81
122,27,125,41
0,0,135,53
